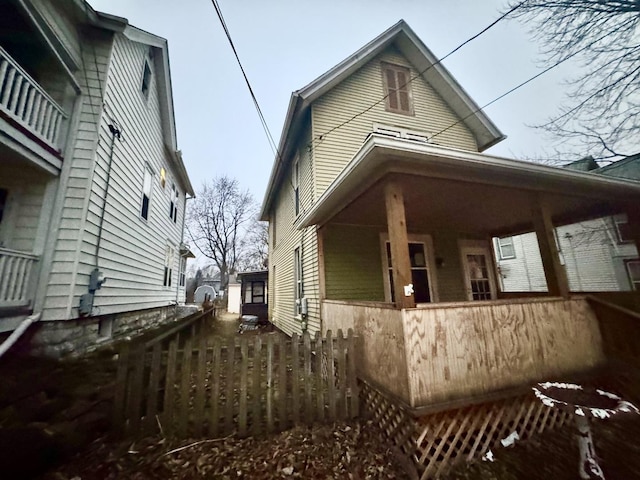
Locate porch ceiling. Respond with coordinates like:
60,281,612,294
300,135,640,236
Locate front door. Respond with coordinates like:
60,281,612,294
461,246,497,301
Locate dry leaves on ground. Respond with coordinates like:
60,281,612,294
44,420,415,480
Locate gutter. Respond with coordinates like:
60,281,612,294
0,313,41,359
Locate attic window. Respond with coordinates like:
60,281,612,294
381,62,413,115
141,60,152,98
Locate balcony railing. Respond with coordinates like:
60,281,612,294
0,247,39,308
0,46,67,152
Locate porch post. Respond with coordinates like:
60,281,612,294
384,181,415,309
532,195,570,297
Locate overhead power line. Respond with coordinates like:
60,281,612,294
310,0,527,149
210,0,279,157
429,26,614,143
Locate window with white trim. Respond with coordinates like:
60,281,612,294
293,156,300,217
626,260,640,291
141,60,152,99
381,62,413,115
294,247,302,314
614,215,632,244
163,245,174,287
169,183,179,223
244,281,265,304
141,167,152,220
179,257,186,287
496,237,516,260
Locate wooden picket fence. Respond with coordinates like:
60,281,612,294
112,327,359,439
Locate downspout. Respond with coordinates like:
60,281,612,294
0,313,41,359
175,194,192,305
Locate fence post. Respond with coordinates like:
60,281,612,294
347,329,359,418
303,332,313,422
210,338,221,437
291,333,300,425
266,334,274,433
239,337,249,437
278,333,288,431
144,342,163,435
326,330,336,420
252,335,263,436
224,339,235,433
336,330,346,419
194,336,208,437
178,335,193,437
315,331,324,421
112,342,130,436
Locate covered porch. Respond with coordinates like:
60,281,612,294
301,134,640,409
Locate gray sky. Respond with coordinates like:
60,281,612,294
88,0,579,203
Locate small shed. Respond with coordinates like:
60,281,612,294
238,270,268,322
193,285,216,304
227,274,241,315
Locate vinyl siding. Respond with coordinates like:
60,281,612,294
497,218,638,293
0,163,51,252
269,121,321,336
324,225,385,301
311,46,478,197
41,28,113,320
41,31,186,320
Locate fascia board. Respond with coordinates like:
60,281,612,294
299,135,640,228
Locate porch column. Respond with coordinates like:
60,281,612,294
384,181,415,309
532,195,570,297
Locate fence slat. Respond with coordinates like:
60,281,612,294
144,342,163,435
347,329,359,418
315,331,324,421
163,337,179,435
210,337,221,438
291,333,300,425
178,336,193,437
303,332,313,422
127,347,146,437
193,336,208,436
252,336,263,436
326,330,336,420
112,342,130,435
278,333,288,431
336,330,346,419
239,337,249,437
224,340,235,433
266,334,274,433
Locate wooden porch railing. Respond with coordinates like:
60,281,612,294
0,46,67,151
0,247,38,308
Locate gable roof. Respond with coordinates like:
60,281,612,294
594,152,640,181
81,6,195,197
260,19,505,220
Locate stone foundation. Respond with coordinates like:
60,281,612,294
28,305,199,357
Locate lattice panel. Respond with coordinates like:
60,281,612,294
361,383,571,480
360,381,415,457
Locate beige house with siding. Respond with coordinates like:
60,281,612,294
260,19,640,416
0,0,195,356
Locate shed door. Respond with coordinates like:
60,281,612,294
461,246,497,301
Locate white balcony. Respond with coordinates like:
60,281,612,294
0,247,39,309
0,46,67,153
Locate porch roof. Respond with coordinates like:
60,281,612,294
298,135,640,236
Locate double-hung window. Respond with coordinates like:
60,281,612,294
626,260,640,291
178,257,186,287
244,281,265,304
163,245,174,287
496,237,516,260
141,167,153,220
382,62,413,115
293,157,300,217
169,183,179,223
614,215,632,244
294,247,302,314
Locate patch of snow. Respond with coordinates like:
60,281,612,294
575,407,585,416
482,450,494,462
501,431,520,447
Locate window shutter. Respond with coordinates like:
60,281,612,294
385,68,398,110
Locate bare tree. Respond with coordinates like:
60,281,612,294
508,0,640,160
237,218,268,271
187,176,256,290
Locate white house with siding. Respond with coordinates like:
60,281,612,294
0,0,195,355
495,155,640,294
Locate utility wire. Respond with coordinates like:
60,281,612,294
429,27,613,143
309,0,527,150
210,0,279,157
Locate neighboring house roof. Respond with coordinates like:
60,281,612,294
260,19,505,220
563,156,599,172
80,5,195,197
594,152,640,181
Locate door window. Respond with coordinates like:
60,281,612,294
465,253,492,301
386,241,431,303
